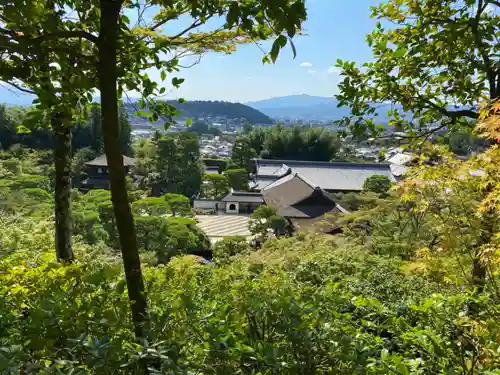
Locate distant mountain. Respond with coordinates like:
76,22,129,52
247,94,336,109
124,100,273,126
247,94,407,122
247,94,357,121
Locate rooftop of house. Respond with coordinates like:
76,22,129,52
220,190,265,204
262,172,348,219
253,158,396,191
86,154,135,167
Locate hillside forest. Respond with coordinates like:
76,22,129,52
0,0,500,374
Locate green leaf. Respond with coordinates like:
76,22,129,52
393,47,407,58
186,118,193,127
160,71,166,81
172,77,185,87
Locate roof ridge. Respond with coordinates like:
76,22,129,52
255,158,392,167
294,172,318,189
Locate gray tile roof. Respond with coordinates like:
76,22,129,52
86,154,135,167
254,159,395,191
221,191,265,203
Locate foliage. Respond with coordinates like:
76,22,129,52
202,173,230,199
225,168,249,191
188,121,222,136
229,136,258,172
336,0,500,138
0,227,498,374
153,133,204,198
234,124,341,163
363,175,392,195
212,236,249,264
444,131,488,156
250,205,288,240
164,193,192,217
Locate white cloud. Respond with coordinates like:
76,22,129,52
300,62,313,68
308,69,317,75
328,66,340,74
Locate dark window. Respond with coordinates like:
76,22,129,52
229,203,236,211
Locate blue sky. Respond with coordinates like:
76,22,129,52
0,0,381,105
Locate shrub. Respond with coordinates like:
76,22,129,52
363,175,392,195
213,236,249,264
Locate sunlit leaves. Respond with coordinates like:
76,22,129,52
336,0,498,138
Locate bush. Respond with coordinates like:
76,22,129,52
363,175,392,195
213,236,249,264
0,235,498,374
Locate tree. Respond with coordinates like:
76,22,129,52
363,175,392,195
225,168,249,191
154,133,204,198
249,205,287,240
132,197,170,216
203,174,230,198
336,0,500,138
2,0,307,346
230,137,257,172
235,125,341,163
164,193,192,217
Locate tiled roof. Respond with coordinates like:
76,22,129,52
86,154,135,167
254,159,395,191
221,191,265,203
262,173,319,209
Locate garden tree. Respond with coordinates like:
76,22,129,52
225,168,249,191
164,193,192,217
230,136,257,171
154,133,204,198
135,215,210,263
363,175,392,195
2,0,307,344
202,173,230,198
132,197,170,216
0,0,103,262
336,0,500,138
249,205,288,240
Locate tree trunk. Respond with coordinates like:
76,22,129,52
471,248,487,292
53,114,74,262
98,0,148,340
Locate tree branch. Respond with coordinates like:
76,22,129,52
0,27,98,44
1,81,35,94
